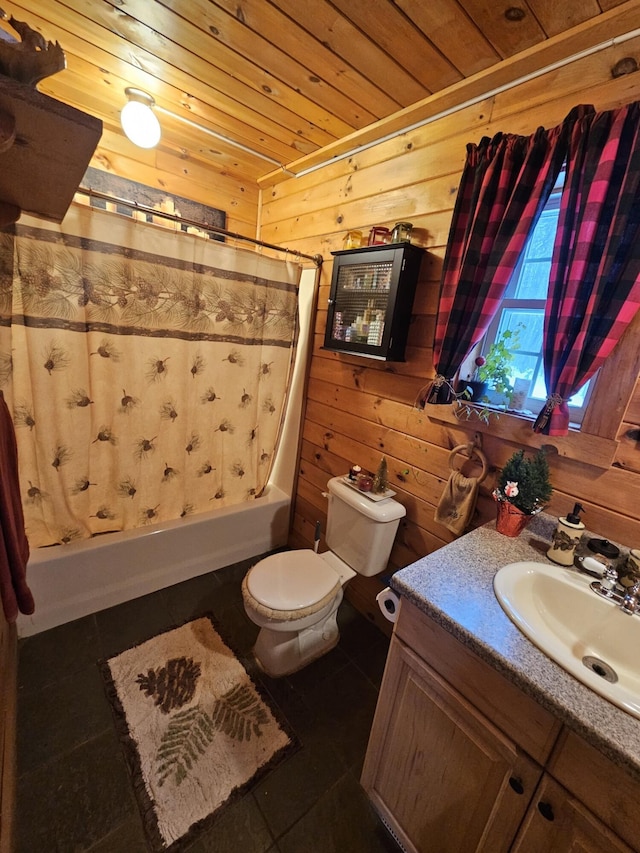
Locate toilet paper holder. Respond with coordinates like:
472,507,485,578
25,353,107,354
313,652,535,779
376,587,400,623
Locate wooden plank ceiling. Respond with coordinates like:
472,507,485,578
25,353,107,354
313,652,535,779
0,0,632,185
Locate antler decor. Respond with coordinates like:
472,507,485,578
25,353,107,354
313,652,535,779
0,9,66,86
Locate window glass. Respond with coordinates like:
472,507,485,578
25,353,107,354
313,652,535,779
471,190,594,426
516,260,551,300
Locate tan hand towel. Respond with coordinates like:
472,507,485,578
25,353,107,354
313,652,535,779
434,469,481,536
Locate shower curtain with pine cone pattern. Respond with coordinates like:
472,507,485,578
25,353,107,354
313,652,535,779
0,204,301,548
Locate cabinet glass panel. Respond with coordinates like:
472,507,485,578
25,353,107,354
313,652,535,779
323,244,423,361
329,260,393,347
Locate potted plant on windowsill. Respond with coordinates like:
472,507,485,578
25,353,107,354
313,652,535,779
475,327,520,399
493,448,553,537
456,328,521,421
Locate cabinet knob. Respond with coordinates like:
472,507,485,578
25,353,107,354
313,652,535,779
537,801,555,822
508,776,524,795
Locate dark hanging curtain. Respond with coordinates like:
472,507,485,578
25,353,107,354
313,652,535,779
534,101,640,435
0,391,32,623
424,107,584,405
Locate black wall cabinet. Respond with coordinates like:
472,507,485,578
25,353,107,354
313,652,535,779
323,243,424,361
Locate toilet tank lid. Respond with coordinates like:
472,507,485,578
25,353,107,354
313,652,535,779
247,550,340,610
327,477,406,522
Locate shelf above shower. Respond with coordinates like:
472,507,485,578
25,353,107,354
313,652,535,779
0,74,102,224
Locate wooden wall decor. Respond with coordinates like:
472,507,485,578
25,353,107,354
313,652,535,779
81,167,226,237
0,12,65,86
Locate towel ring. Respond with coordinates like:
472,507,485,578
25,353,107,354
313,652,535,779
447,443,489,484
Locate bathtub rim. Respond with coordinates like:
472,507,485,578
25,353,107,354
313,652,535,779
18,483,290,637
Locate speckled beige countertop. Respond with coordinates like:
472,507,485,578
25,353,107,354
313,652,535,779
390,512,640,781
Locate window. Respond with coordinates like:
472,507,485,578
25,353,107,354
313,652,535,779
462,185,595,427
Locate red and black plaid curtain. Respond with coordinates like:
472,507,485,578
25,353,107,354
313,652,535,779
424,111,580,405
534,102,640,435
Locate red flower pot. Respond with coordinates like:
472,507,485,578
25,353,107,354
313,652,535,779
494,496,532,537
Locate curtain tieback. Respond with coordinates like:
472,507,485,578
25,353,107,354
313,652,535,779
420,374,456,406
533,393,564,433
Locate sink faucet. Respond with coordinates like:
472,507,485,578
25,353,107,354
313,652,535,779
621,580,640,615
591,569,640,616
600,562,618,593
590,562,620,601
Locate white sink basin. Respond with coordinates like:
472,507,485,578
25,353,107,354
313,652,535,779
494,561,640,720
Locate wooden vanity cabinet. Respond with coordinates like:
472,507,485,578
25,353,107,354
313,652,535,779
362,637,542,853
362,598,639,853
511,774,633,852
547,729,640,851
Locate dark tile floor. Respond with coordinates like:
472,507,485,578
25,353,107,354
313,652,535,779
16,556,400,852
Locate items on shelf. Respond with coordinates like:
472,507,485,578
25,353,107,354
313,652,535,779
368,226,390,245
343,230,363,249
390,222,413,243
341,222,415,251
342,470,396,501
340,266,392,291
373,457,389,494
332,299,386,344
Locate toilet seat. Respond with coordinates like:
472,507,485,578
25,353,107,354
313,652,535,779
246,550,340,611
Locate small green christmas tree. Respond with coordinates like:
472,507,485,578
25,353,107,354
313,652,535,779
496,448,552,515
373,456,388,494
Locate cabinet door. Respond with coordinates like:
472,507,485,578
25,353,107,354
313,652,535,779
362,637,541,853
548,729,640,851
324,244,422,360
511,774,634,852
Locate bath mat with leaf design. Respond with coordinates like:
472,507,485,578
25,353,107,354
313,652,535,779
101,616,297,852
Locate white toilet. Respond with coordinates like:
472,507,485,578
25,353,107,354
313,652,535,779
242,475,406,677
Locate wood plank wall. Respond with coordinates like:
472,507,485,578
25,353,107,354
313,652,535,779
258,34,640,616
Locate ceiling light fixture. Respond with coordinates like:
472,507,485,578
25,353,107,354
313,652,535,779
120,87,162,149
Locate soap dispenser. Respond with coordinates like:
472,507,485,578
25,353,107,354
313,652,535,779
547,503,585,565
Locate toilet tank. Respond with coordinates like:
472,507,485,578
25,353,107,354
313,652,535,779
325,476,406,577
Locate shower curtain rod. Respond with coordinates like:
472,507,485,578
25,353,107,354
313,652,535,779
75,186,323,267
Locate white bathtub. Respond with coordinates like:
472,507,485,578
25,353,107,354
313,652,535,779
17,485,291,637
